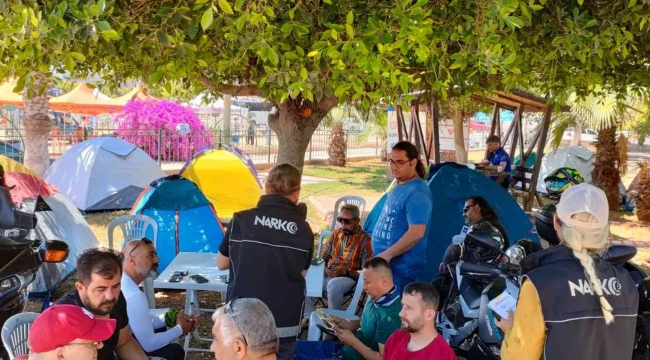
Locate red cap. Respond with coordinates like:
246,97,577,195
29,305,116,353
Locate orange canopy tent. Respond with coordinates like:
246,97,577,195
48,83,123,115
110,85,155,105
0,78,24,107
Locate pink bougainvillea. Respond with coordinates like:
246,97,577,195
113,99,213,161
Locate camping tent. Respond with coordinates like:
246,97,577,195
44,137,166,212
536,146,594,194
0,156,99,297
180,147,262,220
131,175,225,272
364,164,539,282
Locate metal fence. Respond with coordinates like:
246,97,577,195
0,126,382,166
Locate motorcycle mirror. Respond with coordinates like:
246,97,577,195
44,240,69,263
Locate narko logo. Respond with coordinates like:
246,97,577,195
254,216,298,234
568,277,622,297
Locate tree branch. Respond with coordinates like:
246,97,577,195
199,76,261,97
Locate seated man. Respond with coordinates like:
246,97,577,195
17,304,116,360
294,257,402,360
210,298,279,360
305,204,373,318
56,248,149,360
121,239,195,360
384,282,457,359
479,135,512,189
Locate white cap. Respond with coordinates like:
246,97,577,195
556,183,609,230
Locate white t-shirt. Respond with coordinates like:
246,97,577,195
121,274,182,352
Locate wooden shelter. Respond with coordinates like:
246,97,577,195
395,89,569,211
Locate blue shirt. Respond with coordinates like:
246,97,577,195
488,147,511,182
371,178,433,266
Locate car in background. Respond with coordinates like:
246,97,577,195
562,127,598,143
0,140,23,163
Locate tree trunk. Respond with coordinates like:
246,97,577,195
592,125,620,209
268,96,338,172
453,107,467,163
22,74,53,175
571,122,583,146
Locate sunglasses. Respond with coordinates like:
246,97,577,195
128,238,153,256
337,217,358,225
224,298,248,346
463,204,477,213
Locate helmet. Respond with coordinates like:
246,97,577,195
462,224,506,264
505,239,543,265
534,204,561,246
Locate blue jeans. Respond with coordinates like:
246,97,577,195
391,263,422,292
293,340,343,359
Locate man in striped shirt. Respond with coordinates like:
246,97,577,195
305,204,373,318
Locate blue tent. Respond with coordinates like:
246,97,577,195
364,166,539,282
131,175,225,272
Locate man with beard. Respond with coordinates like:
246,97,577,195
121,238,195,360
383,282,456,359
303,204,373,320
56,248,148,360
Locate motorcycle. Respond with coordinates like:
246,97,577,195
436,206,650,359
0,180,69,358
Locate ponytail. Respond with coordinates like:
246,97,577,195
392,141,427,179
559,213,614,324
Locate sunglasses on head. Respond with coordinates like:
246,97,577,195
128,238,153,256
337,217,358,225
224,297,248,346
463,204,477,213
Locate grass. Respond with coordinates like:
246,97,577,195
85,210,128,247
301,161,390,199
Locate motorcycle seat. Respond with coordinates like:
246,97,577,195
459,278,482,309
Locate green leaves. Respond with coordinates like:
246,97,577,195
218,0,234,15
505,16,524,29
100,29,120,41
267,47,279,65
201,8,213,30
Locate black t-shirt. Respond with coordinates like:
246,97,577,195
56,290,129,360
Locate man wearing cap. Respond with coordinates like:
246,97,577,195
16,304,116,360
495,183,639,360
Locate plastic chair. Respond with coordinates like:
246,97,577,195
316,230,332,259
108,214,158,309
307,272,366,341
329,196,366,231
2,312,38,359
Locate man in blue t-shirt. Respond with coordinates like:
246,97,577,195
481,135,512,189
372,141,433,291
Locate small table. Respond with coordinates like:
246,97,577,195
153,252,326,356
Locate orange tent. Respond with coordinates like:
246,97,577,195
49,83,122,115
110,85,155,105
0,78,24,107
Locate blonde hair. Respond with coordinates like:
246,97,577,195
559,212,614,324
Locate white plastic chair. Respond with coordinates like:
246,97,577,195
316,230,332,259
329,196,366,231
307,272,365,341
108,214,158,309
2,312,38,359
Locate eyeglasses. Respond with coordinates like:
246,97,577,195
337,217,358,225
387,159,412,167
224,298,248,346
128,238,153,256
65,341,101,349
463,204,477,213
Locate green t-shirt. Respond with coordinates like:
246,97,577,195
343,297,402,360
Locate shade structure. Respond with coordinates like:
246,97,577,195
111,85,155,105
44,137,166,212
1,155,99,296
0,78,24,107
49,83,121,115
180,147,263,220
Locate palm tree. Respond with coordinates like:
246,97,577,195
548,90,648,208
635,161,650,222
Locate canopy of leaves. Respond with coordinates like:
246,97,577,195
1,0,650,107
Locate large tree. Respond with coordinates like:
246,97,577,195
3,0,650,172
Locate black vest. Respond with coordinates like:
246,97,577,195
521,246,638,360
224,195,313,342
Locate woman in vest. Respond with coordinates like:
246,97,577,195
496,183,639,360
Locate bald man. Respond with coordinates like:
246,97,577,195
121,239,195,360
